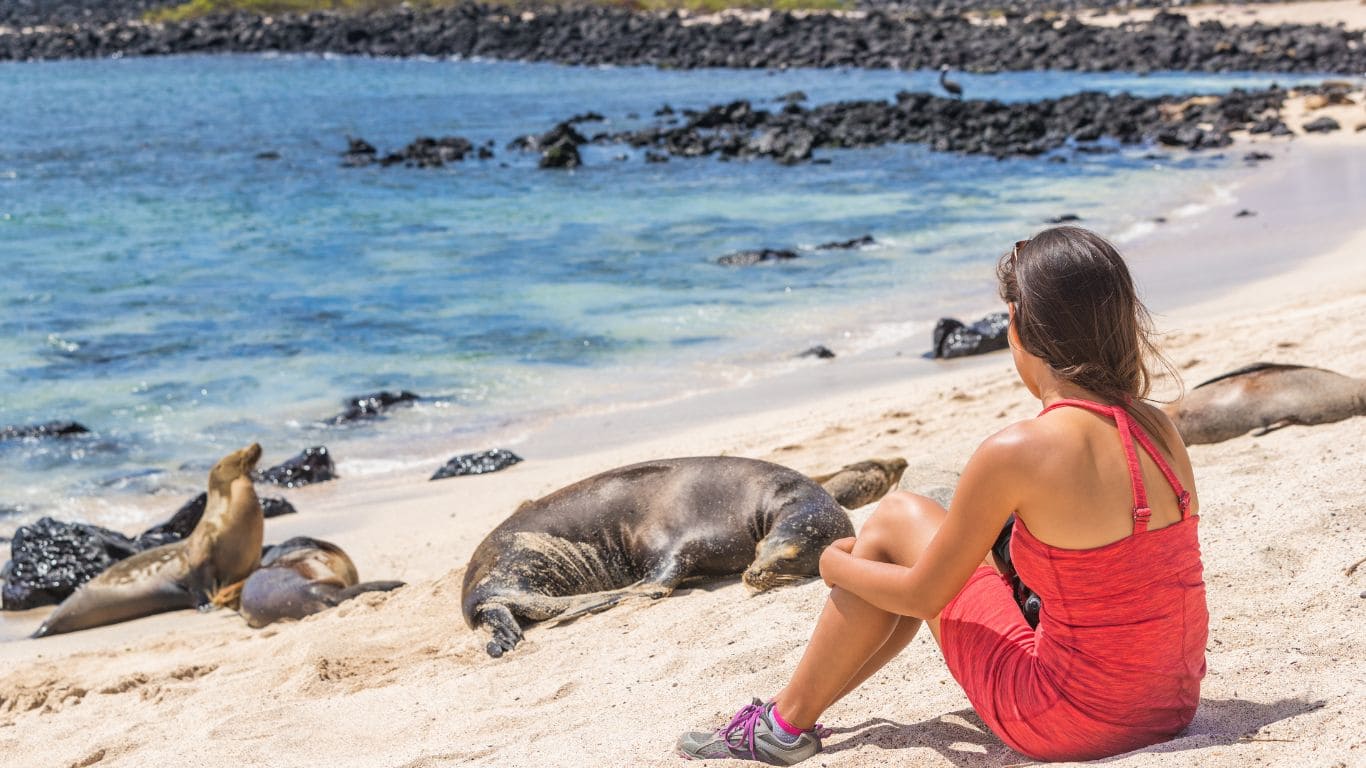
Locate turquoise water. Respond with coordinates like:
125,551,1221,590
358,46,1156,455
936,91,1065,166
0,56,1311,531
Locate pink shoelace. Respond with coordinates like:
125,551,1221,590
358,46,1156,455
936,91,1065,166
718,702,831,759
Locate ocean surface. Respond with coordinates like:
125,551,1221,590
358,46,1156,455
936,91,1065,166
0,55,1322,534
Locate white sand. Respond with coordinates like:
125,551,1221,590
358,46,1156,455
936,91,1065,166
1078,0,1366,32
1,133,1364,768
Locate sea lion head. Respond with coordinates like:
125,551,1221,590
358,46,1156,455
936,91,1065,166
208,442,263,495
870,457,909,486
743,494,855,593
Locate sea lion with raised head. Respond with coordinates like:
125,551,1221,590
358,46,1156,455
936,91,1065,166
235,536,404,628
33,443,265,638
462,456,853,657
810,457,909,509
1164,363,1366,445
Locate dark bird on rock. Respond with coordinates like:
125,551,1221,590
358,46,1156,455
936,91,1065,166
939,65,963,99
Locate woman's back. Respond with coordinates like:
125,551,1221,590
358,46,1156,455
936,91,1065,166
1013,398,1198,549
994,397,1208,758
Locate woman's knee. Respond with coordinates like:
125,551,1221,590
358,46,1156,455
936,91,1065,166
855,491,947,562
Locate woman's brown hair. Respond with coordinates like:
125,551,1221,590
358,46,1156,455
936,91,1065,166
997,226,1180,449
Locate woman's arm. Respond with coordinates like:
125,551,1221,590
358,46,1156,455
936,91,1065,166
819,427,1029,619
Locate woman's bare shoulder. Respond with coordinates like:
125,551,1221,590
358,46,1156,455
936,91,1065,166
973,418,1065,465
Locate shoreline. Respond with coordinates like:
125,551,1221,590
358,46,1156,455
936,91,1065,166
3,5,1364,72
3,125,1354,541
0,123,1361,767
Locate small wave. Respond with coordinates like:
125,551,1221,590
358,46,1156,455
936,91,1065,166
1112,219,1158,244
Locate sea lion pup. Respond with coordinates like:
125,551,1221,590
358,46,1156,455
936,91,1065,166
236,537,405,628
33,443,265,638
462,456,854,658
1164,363,1366,445
810,457,909,509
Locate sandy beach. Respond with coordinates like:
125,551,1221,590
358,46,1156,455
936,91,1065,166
0,107,1362,768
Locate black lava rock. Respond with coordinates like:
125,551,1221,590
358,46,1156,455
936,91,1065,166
330,390,419,425
1302,116,1341,133
257,446,337,488
717,248,800,267
566,85,1311,165
1047,214,1082,223
0,421,90,442
540,139,582,169
1236,209,1257,217
933,311,1010,359
816,235,875,250
430,448,523,481
799,345,837,359
344,136,474,168
342,137,378,167
3,6,1362,76
2,517,138,610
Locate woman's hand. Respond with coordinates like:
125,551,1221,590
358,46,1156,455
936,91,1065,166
820,537,856,587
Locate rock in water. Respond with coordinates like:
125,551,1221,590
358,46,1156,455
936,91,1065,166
430,449,523,481
330,390,419,425
717,248,799,266
2,518,138,610
540,139,582,169
342,137,378,167
798,345,836,359
932,312,1010,359
0,421,90,441
815,235,875,250
257,446,337,487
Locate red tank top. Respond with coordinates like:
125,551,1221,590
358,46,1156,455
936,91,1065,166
1012,399,1208,751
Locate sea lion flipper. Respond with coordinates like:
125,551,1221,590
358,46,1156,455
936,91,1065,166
33,576,194,638
475,603,524,658
1251,418,1297,437
546,581,676,625
332,580,406,604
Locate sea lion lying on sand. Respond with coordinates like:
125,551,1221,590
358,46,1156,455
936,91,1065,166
1164,363,1366,445
33,443,265,638
462,457,853,657
235,537,404,628
810,458,908,509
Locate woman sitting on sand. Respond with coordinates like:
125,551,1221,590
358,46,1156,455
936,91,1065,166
677,226,1207,764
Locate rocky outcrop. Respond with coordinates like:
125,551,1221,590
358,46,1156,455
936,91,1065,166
430,448,522,481
933,312,1010,359
256,446,336,487
328,390,419,425
1,7,1361,75
343,136,479,168
816,235,876,250
582,87,1300,163
717,248,799,267
1,517,137,610
0,421,90,441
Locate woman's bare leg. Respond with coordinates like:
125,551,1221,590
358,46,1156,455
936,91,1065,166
770,492,949,729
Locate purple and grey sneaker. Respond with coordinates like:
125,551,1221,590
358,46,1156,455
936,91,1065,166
676,698,828,765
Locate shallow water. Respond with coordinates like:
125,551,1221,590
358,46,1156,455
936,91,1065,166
0,55,1318,532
